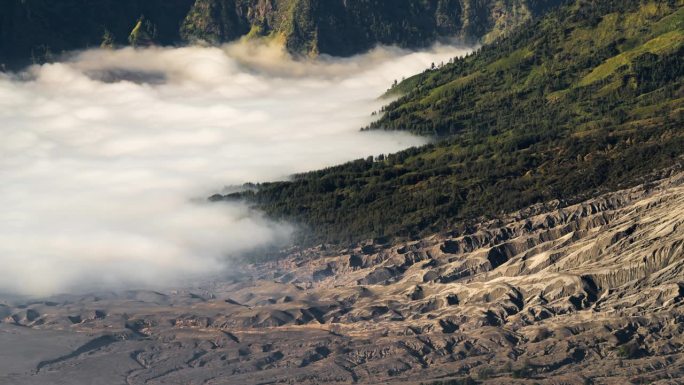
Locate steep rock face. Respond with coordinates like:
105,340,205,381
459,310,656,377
0,0,562,68
2,171,683,384
180,0,564,56
180,0,252,45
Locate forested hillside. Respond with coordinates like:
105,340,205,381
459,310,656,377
0,0,562,68
225,0,684,246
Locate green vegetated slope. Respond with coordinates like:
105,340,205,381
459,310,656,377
226,0,684,246
0,0,561,68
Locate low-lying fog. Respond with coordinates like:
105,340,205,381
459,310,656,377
0,41,472,296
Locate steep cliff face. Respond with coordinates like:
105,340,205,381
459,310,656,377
0,0,562,68
180,0,564,56
180,0,252,45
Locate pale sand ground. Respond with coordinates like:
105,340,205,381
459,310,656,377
1,171,683,384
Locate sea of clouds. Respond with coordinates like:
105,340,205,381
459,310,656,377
0,41,472,296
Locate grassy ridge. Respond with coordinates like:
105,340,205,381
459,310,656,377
225,0,684,246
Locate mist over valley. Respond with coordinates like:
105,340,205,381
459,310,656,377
0,42,471,296
0,1,682,384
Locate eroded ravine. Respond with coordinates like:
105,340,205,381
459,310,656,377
2,170,683,384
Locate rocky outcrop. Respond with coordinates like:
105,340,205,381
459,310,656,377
2,172,683,384
179,0,564,56
0,0,562,68
180,0,252,45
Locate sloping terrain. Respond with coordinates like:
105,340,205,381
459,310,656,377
233,0,684,246
2,170,683,384
1,1,682,384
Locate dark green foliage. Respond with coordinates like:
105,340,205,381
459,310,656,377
227,0,684,247
371,1,683,136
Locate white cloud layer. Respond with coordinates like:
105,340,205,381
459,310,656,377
0,42,472,296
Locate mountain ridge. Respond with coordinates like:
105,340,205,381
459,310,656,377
0,0,563,68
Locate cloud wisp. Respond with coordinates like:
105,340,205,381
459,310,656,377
0,42,472,296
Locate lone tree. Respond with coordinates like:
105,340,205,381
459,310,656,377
101,29,115,49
